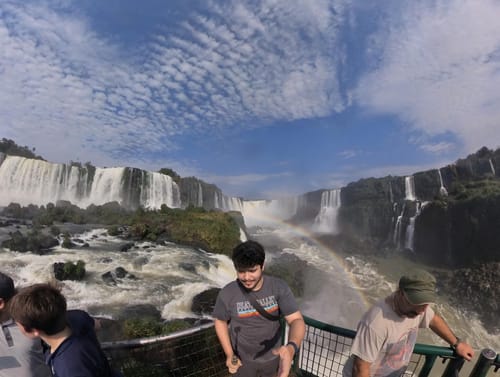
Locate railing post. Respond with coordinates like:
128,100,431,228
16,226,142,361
468,349,497,377
419,355,438,377
441,356,465,377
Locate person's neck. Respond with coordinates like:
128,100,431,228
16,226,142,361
41,326,72,354
387,292,406,317
0,310,11,323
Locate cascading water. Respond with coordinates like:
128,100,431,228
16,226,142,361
404,201,425,251
0,156,90,207
241,196,303,228
393,203,406,248
437,169,448,196
489,159,496,176
139,171,180,209
404,175,416,201
0,156,181,209
214,191,243,212
312,189,341,234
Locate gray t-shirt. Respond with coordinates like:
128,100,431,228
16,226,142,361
0,318,52,377
212,276,299,363
343,294,434,377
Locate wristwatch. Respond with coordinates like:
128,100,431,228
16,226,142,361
287,341,299,355
451,338,461,351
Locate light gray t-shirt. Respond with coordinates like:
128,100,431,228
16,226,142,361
212,276,299,363
343,295,434,377
0,318,52,377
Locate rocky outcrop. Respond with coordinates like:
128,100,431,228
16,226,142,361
191,288,220,316
53,260,86,281
1,230,59,253
306,147,500,268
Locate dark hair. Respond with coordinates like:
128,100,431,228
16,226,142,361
9,284,67,335
232,240,265,270
0,271,15,301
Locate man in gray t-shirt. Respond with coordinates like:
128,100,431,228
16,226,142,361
212,241,305,377
0,271,52,377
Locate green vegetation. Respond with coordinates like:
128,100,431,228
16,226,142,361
158,167,181,184
0,201,241,255
0,138,45,160
53,260,86,281
447,179,500,201
123,318,164,338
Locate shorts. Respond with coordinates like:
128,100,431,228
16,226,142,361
235,356,280,377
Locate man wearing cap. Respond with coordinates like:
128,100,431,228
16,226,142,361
0,271,51,377
343,269,474,377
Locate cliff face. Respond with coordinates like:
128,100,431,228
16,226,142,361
325,147,500,267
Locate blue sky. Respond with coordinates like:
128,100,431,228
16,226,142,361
1,0,500,199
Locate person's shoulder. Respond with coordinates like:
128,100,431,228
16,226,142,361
361,298,388,323
221,280,238,290
67,309,95,331
265,275,290,289
67,309,92,322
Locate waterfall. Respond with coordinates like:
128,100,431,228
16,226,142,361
489,159,496,176
241,197,303,228
0,155,180,209
437,169,448,196
213,191,243,212
404,202,418,251
139,171,180,209
0,156,90,207
405,176,416,201
197,182,203,207
393,203,406,248
312,189,341,234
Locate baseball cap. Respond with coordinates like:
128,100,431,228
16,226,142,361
399,269,436,305
0,272,15,301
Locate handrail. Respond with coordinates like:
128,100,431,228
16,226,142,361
299,315,467,377
101,316,498,377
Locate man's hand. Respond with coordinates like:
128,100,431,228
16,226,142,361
272,344,295,377
226,355,242,374
455,342,474,361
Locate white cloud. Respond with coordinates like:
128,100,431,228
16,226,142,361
338,149,358,159
419,142,454,154
356,0,500,154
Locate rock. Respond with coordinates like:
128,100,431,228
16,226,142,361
191,288,220,315
179,262,196,274
53,260,86,281
119,242,135,252
116,304,162,321
101,271,116,285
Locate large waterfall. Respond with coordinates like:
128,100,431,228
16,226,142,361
404,176,416,201
241,196,305,228
0,155,181,209
312,189,341,234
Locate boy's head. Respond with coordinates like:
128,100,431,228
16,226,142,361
9,283,67,336
232,240,265,271
0,271,15,302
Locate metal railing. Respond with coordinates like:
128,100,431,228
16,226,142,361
101,316,499,377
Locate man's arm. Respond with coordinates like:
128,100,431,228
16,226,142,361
285,311,306,350
214,319,241,374
352,355,371,377
429,314,474,361
273,310,306,377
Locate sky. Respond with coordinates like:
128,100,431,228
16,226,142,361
1,0,500,200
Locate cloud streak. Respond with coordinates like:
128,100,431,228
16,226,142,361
0,0,348,169
355,0,500,153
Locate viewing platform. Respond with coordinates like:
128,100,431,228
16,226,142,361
101,316,500,377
